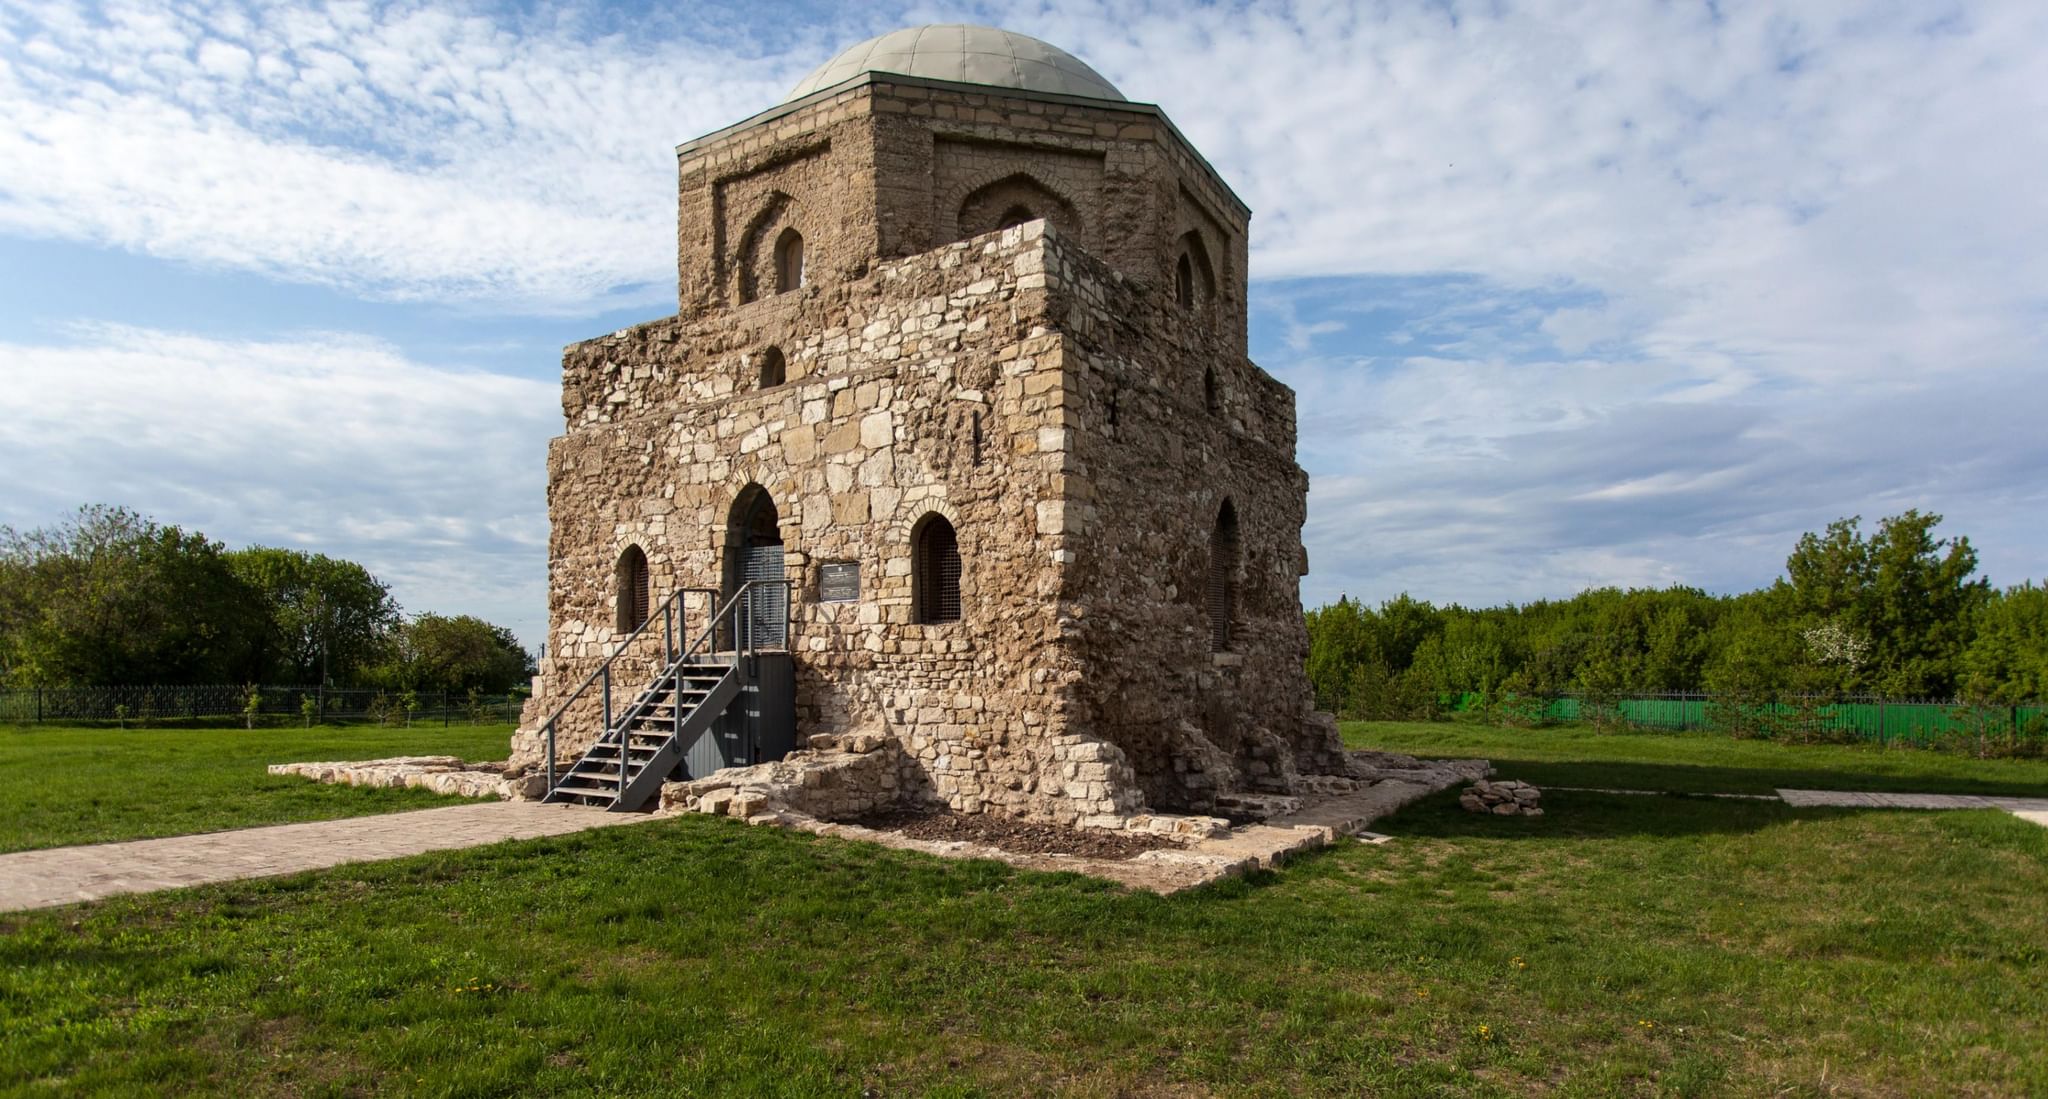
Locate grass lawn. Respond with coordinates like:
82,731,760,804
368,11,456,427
2,739,2044,1095
1345,719,2048,798
0,724,516,853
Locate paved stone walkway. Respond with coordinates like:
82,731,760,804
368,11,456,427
0,802,650,913
1520,784,2048,828
1775,789,2048,812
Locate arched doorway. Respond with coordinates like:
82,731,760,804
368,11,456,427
722,486,787,649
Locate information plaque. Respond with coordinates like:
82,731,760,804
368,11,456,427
817,562,860,603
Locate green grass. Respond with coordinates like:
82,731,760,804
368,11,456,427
1345,719,2048,798
0,724,516,853
2,789,2043,1096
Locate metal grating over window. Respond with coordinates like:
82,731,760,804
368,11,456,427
916,515,962,624
617,545,651,633
1207,502,1238,652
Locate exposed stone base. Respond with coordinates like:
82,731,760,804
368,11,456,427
269,757,545,801
659,748,1489,894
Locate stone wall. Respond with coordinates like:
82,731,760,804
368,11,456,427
676,76,1251,347
1040,235,1343,811
520,223,1146,825
524,69,1340,827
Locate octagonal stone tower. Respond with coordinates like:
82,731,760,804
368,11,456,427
514,25,1347,823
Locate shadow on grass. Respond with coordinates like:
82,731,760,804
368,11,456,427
1426,754,2047,798
1372,786,1905,843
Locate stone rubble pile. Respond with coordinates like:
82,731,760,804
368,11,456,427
1460,779,1544,817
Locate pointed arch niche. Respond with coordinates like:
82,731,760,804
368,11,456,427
736,193,807,304
955,172,1081,242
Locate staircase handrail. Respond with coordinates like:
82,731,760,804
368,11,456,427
534,586,718,739
539,579,792,800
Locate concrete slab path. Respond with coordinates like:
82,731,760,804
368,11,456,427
0,802,649,914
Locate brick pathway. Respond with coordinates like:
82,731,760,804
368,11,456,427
0,802,650,913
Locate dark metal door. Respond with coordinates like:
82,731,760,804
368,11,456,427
743,542,786,649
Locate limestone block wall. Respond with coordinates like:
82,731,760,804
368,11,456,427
675,75,1252,347
1039,234,1344,811
519,223,1141,825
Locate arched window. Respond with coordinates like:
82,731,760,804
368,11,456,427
1207,501,1238,652
774,228,805,294
1204,366,1220,414
913,514,962,624
1174,230,1216,311
615,545,650,634
997,205,1036,230
758,347,785,389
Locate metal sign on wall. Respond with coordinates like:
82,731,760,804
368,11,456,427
818,561,860,602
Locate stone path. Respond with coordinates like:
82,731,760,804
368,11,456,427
1776,789,2048,813
0,802,650,913
1544,784,2048,827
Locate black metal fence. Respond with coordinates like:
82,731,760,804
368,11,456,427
0,684,527,727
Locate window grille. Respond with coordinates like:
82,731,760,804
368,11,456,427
617,546,650,633
915,516,962,624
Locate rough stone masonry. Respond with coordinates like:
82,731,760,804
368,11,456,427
510,25,1358,828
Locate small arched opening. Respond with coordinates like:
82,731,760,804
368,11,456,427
758,347,786,389
615,544,651,635
1204,366,1220,414
774,228,805,294
1207,500,1238,652
1174,230,1216,311
912,514,962,625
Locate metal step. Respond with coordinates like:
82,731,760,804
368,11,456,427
542,657,742,811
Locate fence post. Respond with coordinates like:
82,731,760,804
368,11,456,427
35,686,42,724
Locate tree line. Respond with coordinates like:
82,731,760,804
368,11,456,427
1307,511,2046,719
0,506,533,693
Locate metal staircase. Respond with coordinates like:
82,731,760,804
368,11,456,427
535,580,791,812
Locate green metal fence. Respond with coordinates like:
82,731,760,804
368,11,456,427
1445,692,2046,747
0,685,527,727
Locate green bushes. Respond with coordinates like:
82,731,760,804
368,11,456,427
1308,511,2044,740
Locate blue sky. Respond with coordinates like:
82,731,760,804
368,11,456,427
4,0,2046,652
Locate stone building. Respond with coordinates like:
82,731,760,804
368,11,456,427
512,24,1348,825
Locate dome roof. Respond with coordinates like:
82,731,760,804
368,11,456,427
784,25,1125,104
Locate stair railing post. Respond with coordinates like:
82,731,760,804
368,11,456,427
601,666,614,799
545,718,557,798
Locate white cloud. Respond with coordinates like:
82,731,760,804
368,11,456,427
0,0,826,310
2,0,2045,615
0,324,558,646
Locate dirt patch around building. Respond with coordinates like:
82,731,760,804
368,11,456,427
840,809,1179,860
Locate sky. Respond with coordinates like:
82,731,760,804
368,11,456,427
3,0,2045,653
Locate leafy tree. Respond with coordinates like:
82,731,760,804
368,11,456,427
1960,583,2048,703
1783,511,1988,696
373,613,533,693
0,506,265,685
226,547,399,685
